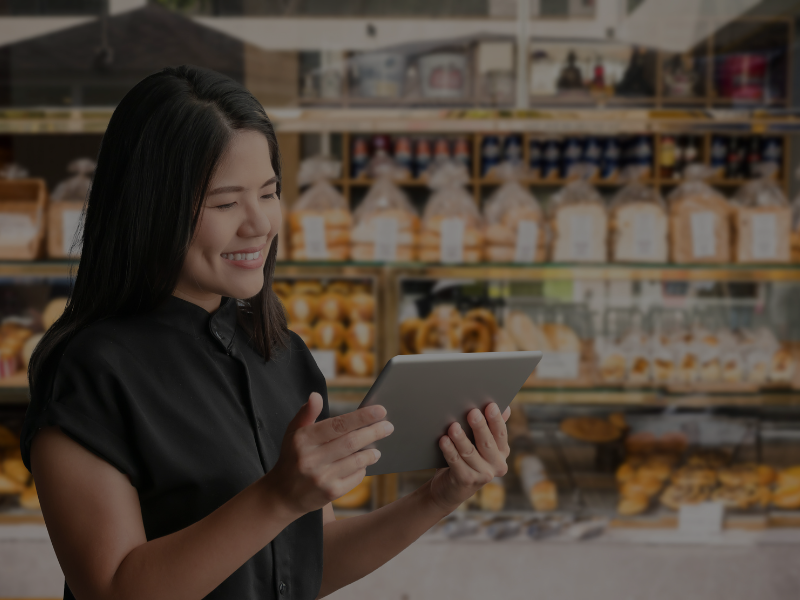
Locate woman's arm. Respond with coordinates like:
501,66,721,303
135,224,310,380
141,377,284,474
32,393,391,600
317,403,511,598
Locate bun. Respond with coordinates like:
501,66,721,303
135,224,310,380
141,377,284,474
286,294,318,323
317,293,347,321
347,293,375,322
346,322,375,351
313,321,345,349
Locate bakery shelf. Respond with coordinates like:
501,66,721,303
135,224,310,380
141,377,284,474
513,389,800,407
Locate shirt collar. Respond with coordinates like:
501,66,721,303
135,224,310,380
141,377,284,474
149,295,238,351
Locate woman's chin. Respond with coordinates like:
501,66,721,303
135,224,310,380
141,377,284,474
223,276,265,301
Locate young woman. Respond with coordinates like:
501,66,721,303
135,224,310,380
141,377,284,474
21,65,511,600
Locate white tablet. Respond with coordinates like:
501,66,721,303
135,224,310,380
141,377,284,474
358,351,542,476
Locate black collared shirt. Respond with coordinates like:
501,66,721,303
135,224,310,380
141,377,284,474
21,295,329,600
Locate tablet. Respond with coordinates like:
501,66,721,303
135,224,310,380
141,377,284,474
358,351,542,476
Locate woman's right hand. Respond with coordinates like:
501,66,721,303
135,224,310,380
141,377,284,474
264,392,393,517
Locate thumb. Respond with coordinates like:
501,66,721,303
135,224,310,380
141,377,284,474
287,392,324,433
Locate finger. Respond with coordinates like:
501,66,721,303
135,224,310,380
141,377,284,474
485,403,511,459
311,404,387,445
468,408,506,471
447,421,490,473
438,435,478,481
285,392,325,434
502,407,511,422
323,420,394,463
331,467,370,503
328,448,381,480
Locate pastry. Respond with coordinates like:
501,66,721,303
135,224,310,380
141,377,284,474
317,293,347,322
272,281,293,300
285,294,318,323
346,322,375,351
325,281,352,296
480,478,506,512
530,479,557,512
777,466,800,488
464,308,498,338
559,417,622,443
686,450,729,469
772,485,800,510
770,348,794,382
293,281,323,296
718,464,766,487
711,485,758,510
542,323,581,352
346,293,375,322
617,492,649,516
671,466,717,487
339,351,375,377
660,484,712,510
507,312,551,352
460,320,492,353
399,318,423,354
493,328,517,352
288,322,314,348
621,478,662,498
600,353,626,382
616,463,637,484
313,321,345,349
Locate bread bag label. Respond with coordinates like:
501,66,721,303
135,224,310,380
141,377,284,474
690,211,716,258
751,213,777,260
633,211,656,259
373,216,399,261
440,217,464,264
514,220,539,263
62,209,84,256
569,213,593,260
308,349,336,380
301,215,328,259
0,213,37,246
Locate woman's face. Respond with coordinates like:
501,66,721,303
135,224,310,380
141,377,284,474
173,130,281,312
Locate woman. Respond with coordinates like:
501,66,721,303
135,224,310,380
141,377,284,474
21,65,511,600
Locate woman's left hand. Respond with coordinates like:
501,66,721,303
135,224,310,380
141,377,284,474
428,402,511,513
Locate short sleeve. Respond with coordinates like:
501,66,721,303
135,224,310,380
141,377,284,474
287,330,330,423
22,334,143,487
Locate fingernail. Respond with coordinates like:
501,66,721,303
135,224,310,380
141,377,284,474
370,406,384,418
487,403,499,418
442,437,452,446
373,449,381,460
469,410,482,424
453,423,462,434
383,422,394,435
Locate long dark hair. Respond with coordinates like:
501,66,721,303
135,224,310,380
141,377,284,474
28,65,288,394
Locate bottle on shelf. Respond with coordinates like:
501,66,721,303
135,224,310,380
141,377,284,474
503,134,523,166
351,137,370,178
710,135,728,178
745,136,762,179
453,136,471,172
599,137,621,181
761,136,783,178
561,137,584,178
394,137,413,178
681,136,700,177
480,135,501,177
659,135,677,179
414,138,432,179
528,138,542,180
542,138,561,180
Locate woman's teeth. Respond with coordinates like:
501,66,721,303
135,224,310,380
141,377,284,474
222,250,260,261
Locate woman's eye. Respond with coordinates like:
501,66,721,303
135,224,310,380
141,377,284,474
215,202,236,211
261,193,277,201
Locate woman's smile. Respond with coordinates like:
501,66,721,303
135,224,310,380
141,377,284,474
220,244,267,269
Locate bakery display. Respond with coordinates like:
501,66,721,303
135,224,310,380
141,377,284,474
482,164,547,263
609,173,668,263
290,156,352,261
668,165,733,263
276,279,376,378
732,172,791,264
560,415,625,443
399,305,499,354
549,174,607,263
419,161,484,264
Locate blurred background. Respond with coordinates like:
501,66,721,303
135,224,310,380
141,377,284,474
2,0,800,598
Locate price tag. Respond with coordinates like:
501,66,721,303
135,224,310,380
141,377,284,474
690,211,716,259
301,215,328,260
373,217,398,261
62,209,84,256
309,349,337,381
0,213,37,246
633,211,656,259
751,213,777,260
569,214,593,260
678,501,724,534
536,352,580,379
514,220,539,263
440,218,464,264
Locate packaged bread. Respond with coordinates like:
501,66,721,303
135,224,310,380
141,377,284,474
549,165,608,263
482,163,546,263
351,163,420,262
289,157,352,261
668,165,732,263
731,166,790,264
609,168,668,263
419,161,484,264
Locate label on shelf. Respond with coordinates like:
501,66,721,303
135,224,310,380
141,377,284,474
373,217,399,261
678,501,724,534
309,349,337,380
751,213,777,260
0,213,36,246
690,211,716,258
62,209,84,256
536,351,580,379
440,218,464,264
514,220,539,263
569,214,593,260
302,215,328,260
633,211,657,259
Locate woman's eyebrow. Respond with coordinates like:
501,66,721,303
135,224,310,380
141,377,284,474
208,176,279,196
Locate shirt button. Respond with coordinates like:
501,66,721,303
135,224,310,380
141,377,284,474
214,330,224,340
278,581,286,595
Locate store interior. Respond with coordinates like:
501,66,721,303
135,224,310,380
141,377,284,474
1,1,800,598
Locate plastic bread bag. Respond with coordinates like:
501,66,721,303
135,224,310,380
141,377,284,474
695,327,721,382
549,163,607,263
290,156,351,261
595,336,627,383
620,330,651,384
667,164,732,263
609,166,668,263
650,334,678,384
420,160,484,264
351,160,419,262
52,158,96,202
731,163,790,263
483,162,546,263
